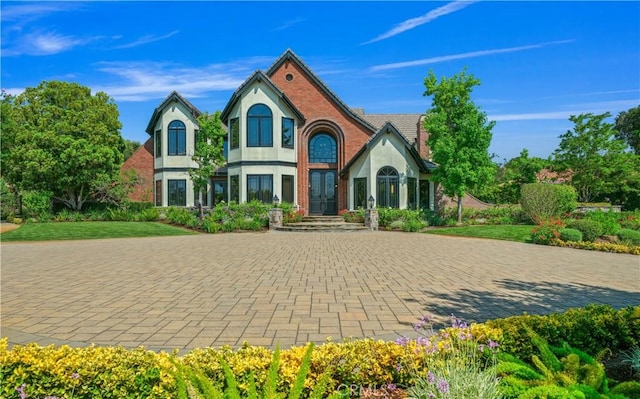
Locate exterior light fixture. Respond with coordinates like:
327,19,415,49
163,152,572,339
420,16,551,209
272,194,280,207
368,195,375,209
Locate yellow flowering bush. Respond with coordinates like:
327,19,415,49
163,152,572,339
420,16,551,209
550,238,640,254
0,338,177,398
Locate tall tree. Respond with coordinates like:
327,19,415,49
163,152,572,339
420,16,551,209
499,149,549,204
614,105,640,154
553,112,636,203
123,139,141,160
188,111,227,215
1,81,124,210
423,68,495,222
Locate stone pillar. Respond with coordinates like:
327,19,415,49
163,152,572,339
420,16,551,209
365,208,378,231
268,208,283,230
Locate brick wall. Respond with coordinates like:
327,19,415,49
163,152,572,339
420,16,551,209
269,60,375,213
120,137,154,202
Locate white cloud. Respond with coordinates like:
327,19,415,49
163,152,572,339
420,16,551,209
370,40,574,71
0,3,80,23
113,30,180,49
93,61,256,101
363,0,477,45
2,31,102,56
490,111,576,122
273,17,306,32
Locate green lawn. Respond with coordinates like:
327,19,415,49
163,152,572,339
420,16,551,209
424,224,534,242
0,221,198,242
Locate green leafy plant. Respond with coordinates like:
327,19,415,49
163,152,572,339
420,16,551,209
566,219,604,242
520,183,577,223
617,229,640,245
559,228,583,242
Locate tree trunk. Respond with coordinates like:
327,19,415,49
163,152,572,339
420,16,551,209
457,196,463,224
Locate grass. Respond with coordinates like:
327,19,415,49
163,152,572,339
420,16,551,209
0,221,198,242
424,224,534,243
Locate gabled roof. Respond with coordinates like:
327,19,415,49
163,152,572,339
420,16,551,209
145,91,202,135
266,49,378,133
339,121,437,177
219,69,305,124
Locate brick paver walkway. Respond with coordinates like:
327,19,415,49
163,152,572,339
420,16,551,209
2,231,638,352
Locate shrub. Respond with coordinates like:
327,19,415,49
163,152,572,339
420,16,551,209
402,218,427,232
485,304,640,360
520,183,577,223
339,208,365,223
0,178,19,220
567,219,604,242
582,210,622,235
618,229,640,246
559,228,583,242
22,190,53,220
550,239,640,255
530,218,565,245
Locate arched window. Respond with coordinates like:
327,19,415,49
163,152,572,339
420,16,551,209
309,133,337,163
247,104,273,147
377,166,399,208
168,120,186,155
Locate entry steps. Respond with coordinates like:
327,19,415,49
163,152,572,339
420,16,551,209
276,216,369,232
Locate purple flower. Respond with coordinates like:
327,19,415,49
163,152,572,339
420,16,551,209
71,372,80,379
428,392,435,399
427,370,436,383
437,377,449,394
386,383,397,391
489,339,499,349
395,336,409,346
16,383,27,399
396,363,402,372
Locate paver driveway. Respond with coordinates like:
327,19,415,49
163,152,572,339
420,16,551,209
2,231,638,352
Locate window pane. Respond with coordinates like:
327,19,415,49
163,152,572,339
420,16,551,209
408,177,417,210
230,175,239,203
282,118,294,148
247,176,259,202
155,180,162,206
213,180,227,205
261,175,272,202
282,175,294,203
168,120,186,155
168,180,186,206
247,104,272,147
354,178,366,209
309,133,336,163
230,118,239,149
155,131,161,158
420,180,430,210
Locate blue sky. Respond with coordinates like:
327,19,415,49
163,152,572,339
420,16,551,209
2,1,639,162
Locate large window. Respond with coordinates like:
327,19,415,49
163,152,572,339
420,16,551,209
282,117,294,149
230,175,240,203
354,177,367,209
155,180,162,206
247,175,273,203
309,133,336,163
230,118,239,149
247,104,272,147
407,177,417,210
168,120,186,155
419,180,431,211
154,130,161,158
377,166,399,208
212,179,227,206
282,175,294,204
168,179,186,206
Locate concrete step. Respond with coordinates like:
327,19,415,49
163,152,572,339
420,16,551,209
301,216,344,223
276,223,369,232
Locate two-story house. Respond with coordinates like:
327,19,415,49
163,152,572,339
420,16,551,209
125,49,443,214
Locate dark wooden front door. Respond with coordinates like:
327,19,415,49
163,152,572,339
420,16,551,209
309,170,337,215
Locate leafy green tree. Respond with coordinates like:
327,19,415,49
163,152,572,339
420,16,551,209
1,81,125,210
188,111,227,216
553,112,638,203
423,68,495,222
123,139,141,160
614,105,640,154
498,149,549,204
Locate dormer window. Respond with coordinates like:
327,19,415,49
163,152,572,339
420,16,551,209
247,104,272,147
168,120,186,155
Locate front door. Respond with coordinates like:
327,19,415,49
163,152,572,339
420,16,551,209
309,170,337,215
